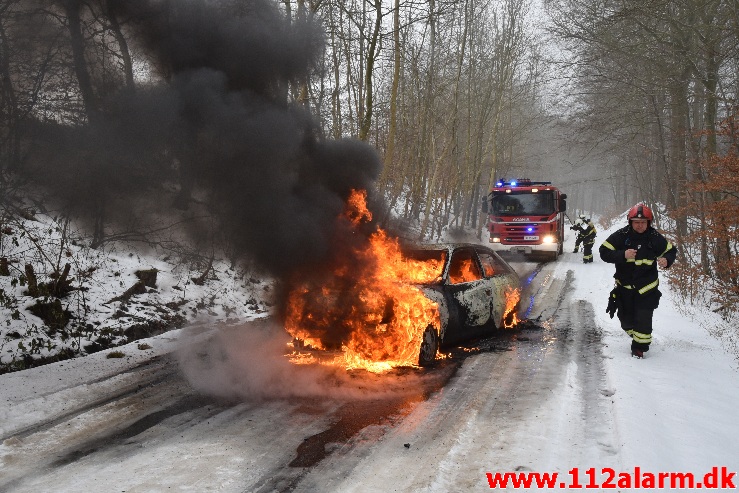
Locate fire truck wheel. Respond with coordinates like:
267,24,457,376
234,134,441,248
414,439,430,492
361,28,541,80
418,325,439,367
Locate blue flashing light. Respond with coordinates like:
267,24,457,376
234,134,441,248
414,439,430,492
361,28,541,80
527,227,534,232
493,178,551,188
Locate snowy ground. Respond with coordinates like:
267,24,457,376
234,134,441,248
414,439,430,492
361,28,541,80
314,221,739,491
1,219,738,491
0,210,272,371
562,224,739,487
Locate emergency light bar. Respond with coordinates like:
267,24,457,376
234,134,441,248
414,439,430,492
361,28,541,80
494,178,553,187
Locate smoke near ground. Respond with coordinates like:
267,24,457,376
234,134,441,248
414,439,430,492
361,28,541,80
177,320,441,401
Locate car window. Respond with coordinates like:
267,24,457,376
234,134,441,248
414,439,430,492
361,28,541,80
478,253,497,277
477,251,510,277
401,249,447,283
448,249,483,284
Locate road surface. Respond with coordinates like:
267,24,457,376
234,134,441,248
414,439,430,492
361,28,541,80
0,258,621,492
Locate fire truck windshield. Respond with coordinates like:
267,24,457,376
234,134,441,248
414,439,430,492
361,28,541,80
492,190,556,216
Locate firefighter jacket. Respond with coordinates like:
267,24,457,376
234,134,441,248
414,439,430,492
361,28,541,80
599,225,676,296
574,221,597,247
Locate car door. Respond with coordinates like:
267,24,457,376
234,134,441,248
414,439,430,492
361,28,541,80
444,247,492,342
477,248,520,328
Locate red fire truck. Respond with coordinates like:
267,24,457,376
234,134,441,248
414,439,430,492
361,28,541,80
481,179,568,261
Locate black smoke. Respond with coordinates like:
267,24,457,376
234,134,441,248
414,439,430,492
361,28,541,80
24,0,383,279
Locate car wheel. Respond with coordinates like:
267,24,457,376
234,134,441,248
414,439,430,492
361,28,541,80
418,325,439,366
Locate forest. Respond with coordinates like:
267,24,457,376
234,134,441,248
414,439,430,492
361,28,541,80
1,0,738,322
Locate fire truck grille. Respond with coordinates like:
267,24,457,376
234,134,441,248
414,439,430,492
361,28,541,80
502,225,539,242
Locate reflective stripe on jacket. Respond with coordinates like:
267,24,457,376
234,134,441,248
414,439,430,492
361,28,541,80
599,225,676,294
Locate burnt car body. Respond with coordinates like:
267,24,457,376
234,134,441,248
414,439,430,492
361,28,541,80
408,243,521,365
287,242,521,368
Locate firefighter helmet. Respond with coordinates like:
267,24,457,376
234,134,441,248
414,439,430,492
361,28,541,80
627,203,653,222
579,214,587,220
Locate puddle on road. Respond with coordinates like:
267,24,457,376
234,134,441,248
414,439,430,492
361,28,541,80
290,397,418,467
288,318,550,468
288,361,457,467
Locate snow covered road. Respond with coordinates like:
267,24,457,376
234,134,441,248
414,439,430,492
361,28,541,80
1,258,626,492
6,247,736,493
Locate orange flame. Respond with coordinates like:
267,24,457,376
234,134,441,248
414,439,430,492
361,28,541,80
285,189,442,373
502,287,520,328
449,258,478,284
345,189,373,225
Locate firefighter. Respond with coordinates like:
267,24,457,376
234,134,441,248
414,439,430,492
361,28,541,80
570,215,584,252
599,203,676,358
571,214,597,263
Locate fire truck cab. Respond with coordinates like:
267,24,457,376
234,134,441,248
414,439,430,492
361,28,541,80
481,179,568,261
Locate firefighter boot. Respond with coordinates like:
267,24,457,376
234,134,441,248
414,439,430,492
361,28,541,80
631,340,647,358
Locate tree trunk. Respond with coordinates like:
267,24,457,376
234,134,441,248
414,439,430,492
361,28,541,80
63,0,99,123
0,21,20,172
25,264,39,297
358,0,382,141
379,0,401,190
103,0,135,89
329,8,342,139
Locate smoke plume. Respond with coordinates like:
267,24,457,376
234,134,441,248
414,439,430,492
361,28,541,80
26,0,383,279
21,0,406,396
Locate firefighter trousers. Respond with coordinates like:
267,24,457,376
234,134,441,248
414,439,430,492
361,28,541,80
582,240,595,263
616,287,659,352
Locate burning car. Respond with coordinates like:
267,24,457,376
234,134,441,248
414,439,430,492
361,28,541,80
285,238,522,372
402,244,521,364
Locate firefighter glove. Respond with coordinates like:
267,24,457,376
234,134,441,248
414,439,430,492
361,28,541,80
606,288,619,319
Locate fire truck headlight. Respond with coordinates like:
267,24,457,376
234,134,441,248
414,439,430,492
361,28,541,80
542,235,555,244
490,236,501,243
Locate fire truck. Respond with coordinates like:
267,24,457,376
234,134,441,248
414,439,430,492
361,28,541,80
481,179,568,261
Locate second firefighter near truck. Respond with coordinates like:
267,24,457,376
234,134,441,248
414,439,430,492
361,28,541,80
571,214,597,263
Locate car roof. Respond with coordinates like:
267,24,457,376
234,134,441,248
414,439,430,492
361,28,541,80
405,242,497,253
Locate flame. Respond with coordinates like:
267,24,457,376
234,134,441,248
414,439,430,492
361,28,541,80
449,258,479,284
502,287,520,328
345,189,373,225
285,189,442,373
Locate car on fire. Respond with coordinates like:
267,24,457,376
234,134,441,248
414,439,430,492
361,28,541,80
286,242,522,369
406,243,522,365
